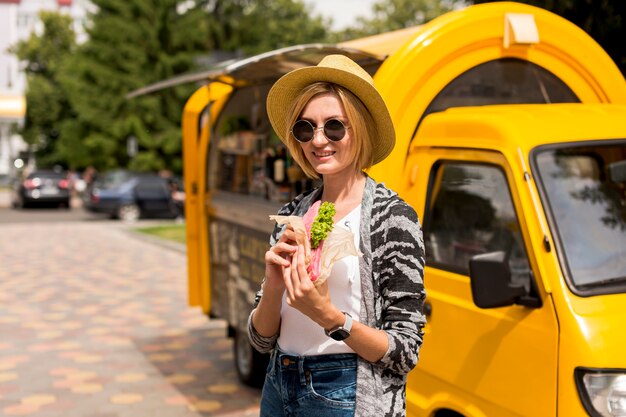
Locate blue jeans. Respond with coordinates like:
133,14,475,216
260,349,357,417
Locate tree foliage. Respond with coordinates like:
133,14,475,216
9,12,77,168
200,0,329,55
334,0,462,40
59,0,212,172
471,0,626,77
233,0,329,55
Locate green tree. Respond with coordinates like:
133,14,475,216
9,12,76,168
194,0,328,56
335,0,462,40
233,0,329,55
61,0,331,173
470,0,626,77
61,0,211,173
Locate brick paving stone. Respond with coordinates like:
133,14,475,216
0,222,261,417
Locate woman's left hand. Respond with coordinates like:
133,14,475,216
284,244,334,326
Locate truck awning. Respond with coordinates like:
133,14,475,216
126,44,385,99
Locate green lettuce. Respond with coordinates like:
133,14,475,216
310,201,336,249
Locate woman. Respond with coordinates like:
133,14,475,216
248,55,426,417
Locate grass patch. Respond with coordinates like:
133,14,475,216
135,224,187,244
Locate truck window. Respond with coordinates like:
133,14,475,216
425,162,531,286
534,142,626,294
208,85,315,203
422,58,579,121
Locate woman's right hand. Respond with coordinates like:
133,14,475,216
253,226,297,339
264,226,298,293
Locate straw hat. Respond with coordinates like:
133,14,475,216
266,54,395,165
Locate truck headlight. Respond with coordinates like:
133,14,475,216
575,368,626,416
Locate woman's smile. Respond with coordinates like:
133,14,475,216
312,150,336,159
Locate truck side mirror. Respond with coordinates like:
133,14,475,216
469,251,527,308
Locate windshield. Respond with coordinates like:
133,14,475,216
95,170,134,189
534,142,626,292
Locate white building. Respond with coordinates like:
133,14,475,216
0,0,93,182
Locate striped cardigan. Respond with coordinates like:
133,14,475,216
248,175,426,417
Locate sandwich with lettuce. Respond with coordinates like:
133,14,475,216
270,200,360,286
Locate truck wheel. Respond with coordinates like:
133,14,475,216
234,330,268,388
117,203,140,222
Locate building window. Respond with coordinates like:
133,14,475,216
17,13,30,27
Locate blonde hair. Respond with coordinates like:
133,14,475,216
283,83,376,179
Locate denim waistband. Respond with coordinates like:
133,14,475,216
273,350,358,371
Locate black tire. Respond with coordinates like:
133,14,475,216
234,329,268,388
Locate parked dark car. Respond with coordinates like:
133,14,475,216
11,170,71,209
84,171,178,221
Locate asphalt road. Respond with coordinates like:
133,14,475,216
0,201,262,416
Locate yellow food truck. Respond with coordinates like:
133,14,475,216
177,2,626,416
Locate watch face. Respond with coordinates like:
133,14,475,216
329,328,350,341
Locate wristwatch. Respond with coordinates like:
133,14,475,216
325,312,353,341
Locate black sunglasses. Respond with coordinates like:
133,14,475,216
290,119,350,143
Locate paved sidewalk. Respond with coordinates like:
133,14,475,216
0,222,261,416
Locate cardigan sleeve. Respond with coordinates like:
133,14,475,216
247,306,278,353
374,200,426,375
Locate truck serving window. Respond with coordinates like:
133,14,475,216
534,142,626,294
423,58,579,119
425,162,531,289
209,85,316,203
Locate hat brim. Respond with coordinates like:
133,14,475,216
266,65,395,166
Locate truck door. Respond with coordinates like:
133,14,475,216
405,149,559,416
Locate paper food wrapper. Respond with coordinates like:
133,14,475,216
269,214,361,287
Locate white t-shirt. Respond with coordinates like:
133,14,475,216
277,204,362,356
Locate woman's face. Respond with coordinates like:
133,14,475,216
297,93,355,179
